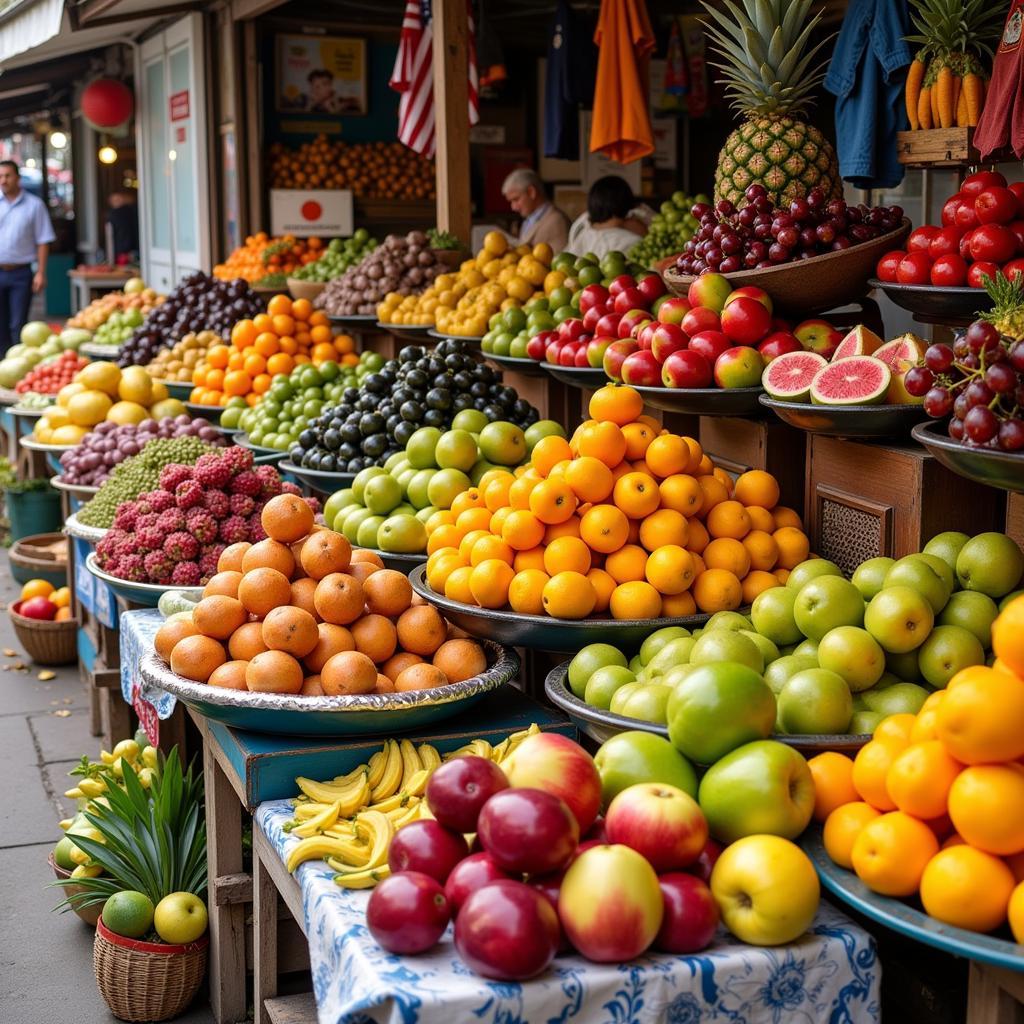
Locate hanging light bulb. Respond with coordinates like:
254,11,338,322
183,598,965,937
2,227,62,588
49,131,67,150
98,145,117,164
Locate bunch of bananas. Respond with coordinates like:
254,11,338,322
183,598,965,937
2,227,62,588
283,724,541,889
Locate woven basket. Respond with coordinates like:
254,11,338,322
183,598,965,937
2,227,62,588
48,851,104,927
94,917,208,1022
9,532,68,587
9,607,77,665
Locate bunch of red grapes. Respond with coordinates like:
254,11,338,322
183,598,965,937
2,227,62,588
904,319,1024,451
675,184,904,276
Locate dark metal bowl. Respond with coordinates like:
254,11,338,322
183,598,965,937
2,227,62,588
360,548,427,572
541,363,610,389
184,401,223,425
427,329,484,344
632,385,764,416
483,352,548,377
912,421,1024,493
327,313,379,325
277,459,355,495
232,432,287,463
759,394,929,437
868,279,993,324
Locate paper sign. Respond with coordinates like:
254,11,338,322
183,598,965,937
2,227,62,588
169,90,190,122
270,188,353,236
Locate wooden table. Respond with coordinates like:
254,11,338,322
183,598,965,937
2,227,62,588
67,269,134,313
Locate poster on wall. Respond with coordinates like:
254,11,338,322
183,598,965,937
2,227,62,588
276,34,367,115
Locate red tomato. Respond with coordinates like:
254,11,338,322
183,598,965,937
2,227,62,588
969,224,1018,263
942,194,966,227
927,226,963,260
876,250,906,282
959,229,975,261
907,226,941,253
930,254,968,287
1003,258,1024,283
961,170,1008,197
955,202,980,231
896,251,933,285
966,260,1000,288
1009,182,1024,217
975,187,1020,225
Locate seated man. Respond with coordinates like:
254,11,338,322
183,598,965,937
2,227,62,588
501,168,570,252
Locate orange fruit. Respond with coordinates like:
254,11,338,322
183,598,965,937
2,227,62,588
155,618,200,663
450,488,485,517
610,580,662,620
246,650,303,694
469,535,515,567
444,565,475,603
909,692,945,743
874,713,917,748
589,384,643,426
577,421,627,467
644,435,690,478
885,741,962,820
661,590,697,617
433,639,487,684
428,524,463,556
321,650,377,695
455,507,492,536
580,504,629,554
351,614,398,663
936,664,1024,765
363,569,413,617
741,570,779,604
644,545,695,595
241,539,295,578
920,845,1015,933
565,456,614,503
395,662,449,692
380,652,423,683
705,500,752,540
622,422,655,460
1010,881,1024,942
823,801,881,869
542,571,596,619
218,542,252,573
544,536,592,576
458,530,491,562
208,660,249,691
170,634,227,683
304,623,356,673
192,596,247,641
513,546,546,572
659,474,702,517
508,474,539,510
773,506,803,530
691,568,742,613
484,475,514,512
605,544,648,584
587,567,617,612
426,552,466,594
686,519,710,554
396,605,447,656
992,594,1024,675
20,579,54,601
469,559,515,609
299,531,352,580
733,469,780,510
529,479,577,525
638,508,689,551
613,472,661,518
742,530,779,571
851,740,901,811
508,569,550,615
313,573,365,625
773,527,811,570
544,517,581,544
744,505,775,532
262,606,319,658
712,467,734,494
695,475,728,516
227,621,268,661
851,811,940,896
531,435,572,476
501,510,545,551
808,752,859,822
203,571,243,600
703,537,751,578
948,764,1024,855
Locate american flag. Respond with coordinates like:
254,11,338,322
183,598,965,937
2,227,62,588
390,0,479,157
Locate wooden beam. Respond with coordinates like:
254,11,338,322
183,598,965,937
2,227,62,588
230,0,288,21
80,3,204,29
243,18,263,232
431,0,471,244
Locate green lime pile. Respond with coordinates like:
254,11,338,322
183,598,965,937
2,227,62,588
233,351,385,448
292,230,378,282
628,191,706,268
78,436,216,527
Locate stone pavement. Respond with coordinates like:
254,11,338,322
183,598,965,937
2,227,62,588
0,567,215,1024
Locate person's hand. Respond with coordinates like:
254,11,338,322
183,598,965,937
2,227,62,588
32,271,44,293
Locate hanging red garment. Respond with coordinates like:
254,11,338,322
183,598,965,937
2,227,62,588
589,0,656,164
973,0,1024,158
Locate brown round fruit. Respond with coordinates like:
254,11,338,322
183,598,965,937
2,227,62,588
362,569,413,617
261,493,314,543
347,561,380,584
300,674,324,696
432,639,487,684
245,650,304,694
203,571,242,599
321,650,377,695
155,618,199,663
351,613,398,663
304,623,355,672
396,605,447,656
228,621,269,660
217,542,252,573
261,606,319,657
300,531,352,579
192,596,248,641
208,660,249,690
313,573,365,625
241,539,296,578
381,651,423,681
351,549,385,568
238,567,292,617
375,673,396,693
394,663,448,692
170,634,227,682
289,577,320,618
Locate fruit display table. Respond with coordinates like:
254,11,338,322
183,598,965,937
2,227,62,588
250,800,880,1024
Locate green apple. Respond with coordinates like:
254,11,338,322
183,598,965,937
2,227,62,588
885,648,920,681
384,451,407,472
864,586,934,653
956,532,1024,598
851,557,895,600
584,665,636,709
751,587,802,645
470,459,497,485
698,739,815,842
406,469,437,509
667,663,775,764
916,553,956,598
777,669,853,734
478,422,526,466
816,626,884,692
710,834,820,945
363,474,403,516
640,626,691,665
377,515,427,553
612,683,673,724
917,624,984,688
415,505,438,523
793,637,820,659
661,663,702,689
764,654,818,695
786,558,843,591
435,429,479,472
427,468,472,510
793,576,865,640
356,515,385,548
689,629,764,673
154,891,208,944
324,488,354,524
884,556,950,614
609,682,641,714
643,637,697,679
874,671,901,689
594,730,698,807
739,629,780,666
628,654,643,675
341,507,374,544
923,530,971,572
406,426,442,469
850,710,883,735
568,643,628,698
524,419,566,451
103,890,155,939
452,408,489,433
351,465,387,503
861,682,930,716
937,591,998,648
703,611,752,632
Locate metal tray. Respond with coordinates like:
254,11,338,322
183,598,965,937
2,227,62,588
483,353,548,377
278,459,355,494
541,364,610,389
760,395,929,437
85,552,203,607
50,475,101,501
64,512,108,545
868,279,993,324
632,385,765,416
912,421,1024,494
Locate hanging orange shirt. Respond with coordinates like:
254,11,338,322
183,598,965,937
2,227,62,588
590,0,656,164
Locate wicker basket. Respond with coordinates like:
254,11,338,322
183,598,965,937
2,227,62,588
9,607,77,665
94,917,208,1022
9,532,68,587
49,852,104,926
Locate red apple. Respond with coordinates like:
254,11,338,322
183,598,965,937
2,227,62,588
558,845,664,962
621,349,663,387
724,285,772,313
18,596,57,620
961,169,1008,196
603,339,638,381
604,783,709,871
661,349,711,389
720,296,772,345
425,755,509,834
613,287,647,314
503,733,603,833
636,273,667,303
687,838,724,882
686,272,732,313
636,321,659,350
558,341,581,366
714,346,765,389
573,345,591,367
387,820,469,883
794,318,843,358
530,871,570,950
586,336,615,368
595,311,623,337
526,334,548,361
618,309,651,338
651,322,688,363
656,296,691,325
444,852,512,914
366,871,451,954
688,329,731,366
942,194,966,227
477,788,579,875
654,873,719,954
558,318,587,342
608,273,636,297
581,305,604,333
545,339,564,364
454,880,561,980
954,202,979,231
579,283,610,314
757,330,802,362
682,306,721,336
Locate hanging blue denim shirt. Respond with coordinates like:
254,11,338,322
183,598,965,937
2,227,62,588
824,0,912,190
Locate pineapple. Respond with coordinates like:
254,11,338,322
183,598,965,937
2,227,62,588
702,0,843,208
982,272,1024,341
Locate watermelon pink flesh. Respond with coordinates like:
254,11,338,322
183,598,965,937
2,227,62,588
763,351,828,401
832,326,884,360
875,335,925,372
810,356,891,406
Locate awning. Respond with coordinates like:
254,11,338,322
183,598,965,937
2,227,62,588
0,0,64,66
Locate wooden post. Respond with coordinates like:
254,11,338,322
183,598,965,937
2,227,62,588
432,0,472,244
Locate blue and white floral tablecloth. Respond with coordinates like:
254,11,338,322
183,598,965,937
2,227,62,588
256,800,881,1024
120,609,177,719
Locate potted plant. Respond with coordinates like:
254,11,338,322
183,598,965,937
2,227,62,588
57,748,209,1022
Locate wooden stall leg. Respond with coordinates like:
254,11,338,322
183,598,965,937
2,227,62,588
966,963,1024,1024
253,846,279,1024
85,665,102,737
205,739,249,1024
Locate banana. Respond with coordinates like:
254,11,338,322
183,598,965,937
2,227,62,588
338,776,371,818
399,739,422,790
470,739,493,759
71,863,103,879
331,763,371,788
369,740,403,803
390,800,422,828
354,809,394,869
291,802,333,821
491,738,510,763
286,834,373,873
417,744,441,771
296,771,368,807
290,799,343,839
365,750,387,790
443,743,475,761
366,792,410,814
334,865,390,889
403,768,430,798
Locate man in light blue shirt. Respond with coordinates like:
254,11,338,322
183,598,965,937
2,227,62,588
0,160,56,354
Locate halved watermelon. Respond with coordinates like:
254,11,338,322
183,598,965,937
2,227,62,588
875,333,926,373
763,351,828,402
810,356,891,406
832,325,884,360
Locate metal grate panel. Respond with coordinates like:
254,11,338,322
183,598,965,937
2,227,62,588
819,499,881,574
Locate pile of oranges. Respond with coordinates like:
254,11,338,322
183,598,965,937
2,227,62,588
422,384,809,619
813,595,1024,942
155,494,487,697
213,234,325,282
268,137,435,199
189,295,355,407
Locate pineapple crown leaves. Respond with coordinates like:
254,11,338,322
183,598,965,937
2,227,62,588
905,0,1004,61
701,0,835,116
980,271,1024,324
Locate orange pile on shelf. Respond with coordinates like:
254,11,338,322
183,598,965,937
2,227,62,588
189,294,355,407
268,137,436,199
213,234,325,282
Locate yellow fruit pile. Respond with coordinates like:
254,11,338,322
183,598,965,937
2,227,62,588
147,330,224,383
378,234,558,336
32,362,187,445
423,384,810,619
817,595,1024,941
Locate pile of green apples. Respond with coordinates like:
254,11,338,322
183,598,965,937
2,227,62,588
569,530,1024,739
323,411,564,553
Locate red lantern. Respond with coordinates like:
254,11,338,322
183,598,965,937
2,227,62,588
81,79,133,131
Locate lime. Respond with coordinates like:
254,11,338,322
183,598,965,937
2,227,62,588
568,643,628,698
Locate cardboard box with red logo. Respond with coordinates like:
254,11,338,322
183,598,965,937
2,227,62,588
269,189,354,237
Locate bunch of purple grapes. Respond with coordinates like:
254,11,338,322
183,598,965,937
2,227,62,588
904,319,1024,451
675,184,905,276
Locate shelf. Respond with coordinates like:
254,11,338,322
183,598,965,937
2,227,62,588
896,127,1012,168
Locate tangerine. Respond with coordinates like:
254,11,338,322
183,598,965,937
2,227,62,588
508,569,550,614
661,590,697,617
886,741,962,820
993,595,1024,676
577,422,627,467
852,740,901,811
262,606,319,658
351,614,398,663
639,508,689,551
733,470,780,510
742,530,779,571
299,531,352,579
773,527,811,570
469,559,515,609
645,435,690,478
948,765,1024,855
470,535,515,567
703,537,751,578
589,384,643,426
170,634,227,682
610,580,662,620
823,802,881,869
542,571,596,619
565,456,614,504
544,536,592,576
321,650,377,695
580,504,629,554
238,567,292,617
613,472,661,518
381,651,423,681
622,422,655,460
192,596,247,641
645,545,695,595
290,578,320,619
605,544,648,584
920,845,1015,933
501,509,546,551
530,479,577,525
741,570,780,604
691,568,742,613
350,549,385,568
773,506,804,530
313,573,365,625
936,665,1024,765
851,811,939,896
155,618,199,663
444,565,475,603
808,752,859,822
218,542,251,573
531,435,573,476
261,493,314,543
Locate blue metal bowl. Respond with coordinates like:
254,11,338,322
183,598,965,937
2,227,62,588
85,552,202,608
162,380,193,400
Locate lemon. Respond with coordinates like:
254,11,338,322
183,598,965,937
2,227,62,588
67,390,112,426
77,360,122,396
107,400,149,425
117,365,153,405
51,424,89,444
57,381,87,406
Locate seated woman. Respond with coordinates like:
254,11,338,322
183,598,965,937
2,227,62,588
567,176,649,259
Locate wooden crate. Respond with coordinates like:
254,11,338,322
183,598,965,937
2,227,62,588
895,127,1012,167
1006,492,1024,549
805,436,1005,573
